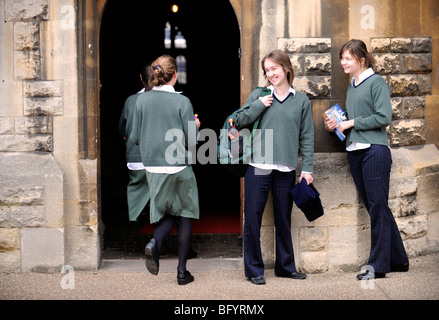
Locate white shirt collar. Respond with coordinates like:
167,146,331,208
152,85,182,94
352,68,375,86
267,85,295,102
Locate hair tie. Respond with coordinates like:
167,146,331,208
154,65,163,71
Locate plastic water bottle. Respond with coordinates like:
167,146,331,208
228,118,239,158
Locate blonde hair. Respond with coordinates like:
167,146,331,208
149,55,178,87
261,50,295,87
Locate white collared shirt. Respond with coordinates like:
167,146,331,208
346,68,374,152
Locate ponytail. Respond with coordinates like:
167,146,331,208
149,55,178,87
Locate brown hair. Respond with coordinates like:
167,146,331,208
339,39,376,71
261,50,295,87
149,54,178,87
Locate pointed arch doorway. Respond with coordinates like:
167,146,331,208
98,0,242,258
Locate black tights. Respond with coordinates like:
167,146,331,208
154,215,193,272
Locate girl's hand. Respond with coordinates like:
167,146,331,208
324,118,337,132
299,172,313,185
195,118,201,129
337,119,354,133
259,95,273,107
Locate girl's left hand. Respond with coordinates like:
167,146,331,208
337,119,354,133
299,172,313,185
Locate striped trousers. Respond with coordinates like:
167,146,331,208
348,144,408,273
243,166,297,278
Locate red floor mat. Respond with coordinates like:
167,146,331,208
139,209,240,234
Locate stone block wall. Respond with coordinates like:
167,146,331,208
279,38,332,99
0,0,76,273
372,37,432,147
1,0,55,153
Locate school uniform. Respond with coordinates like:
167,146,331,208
131,85,199,224
345,68,408,274
119,90,150,221
236,86,314,279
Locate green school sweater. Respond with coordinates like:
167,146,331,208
119,93,142,163
235,88,314,173
345,74,392,147
130,90,197,166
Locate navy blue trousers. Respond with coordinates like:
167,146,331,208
348,145,408,273
243,166,297,278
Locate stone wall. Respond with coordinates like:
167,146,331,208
0,0,101,273
279,38,332,99
372,37,432,147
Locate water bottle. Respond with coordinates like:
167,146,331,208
228,118,240,159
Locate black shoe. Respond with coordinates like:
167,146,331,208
390,262,409,272
276,271,307,280
145,239,159,275
177,270,194,285
357,270,386,280
247,275,266,285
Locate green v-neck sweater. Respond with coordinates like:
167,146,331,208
130,90,197,166
345,74,392,147
235,88,314,173
119,93,142,162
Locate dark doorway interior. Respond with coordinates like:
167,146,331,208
99,0,241,257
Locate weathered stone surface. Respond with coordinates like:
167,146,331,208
0,207,10,228
294,76,331,99
14,50,40,80
279,38,331,53
390,119,425,146
397,215,428,240
23,81,63,97
21,228,64,272
371,38,391,53
4,0,49,22
404,96,425,119
375,54,403,74
391,97,403,120
11,206,45,228
305,54,331,75
24,97,63,116
15,116,52,134
391,38,412,53
0,228,20,252
299,227,328,251
14,22,40,51
411,37,432,53
403,54,432,73
389,195,418,218
0,251,21,273
389,75,423,96
0,118,15,135
0,186,44,206
0,134,52,152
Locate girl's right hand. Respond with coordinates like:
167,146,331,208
259,95,273,107
324,118,337,132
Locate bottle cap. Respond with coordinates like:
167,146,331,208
228,118,234,123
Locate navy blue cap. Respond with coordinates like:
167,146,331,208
290,178,324,222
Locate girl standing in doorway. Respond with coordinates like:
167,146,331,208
131,54,200,285
236,50,314,285
325,39,409,280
